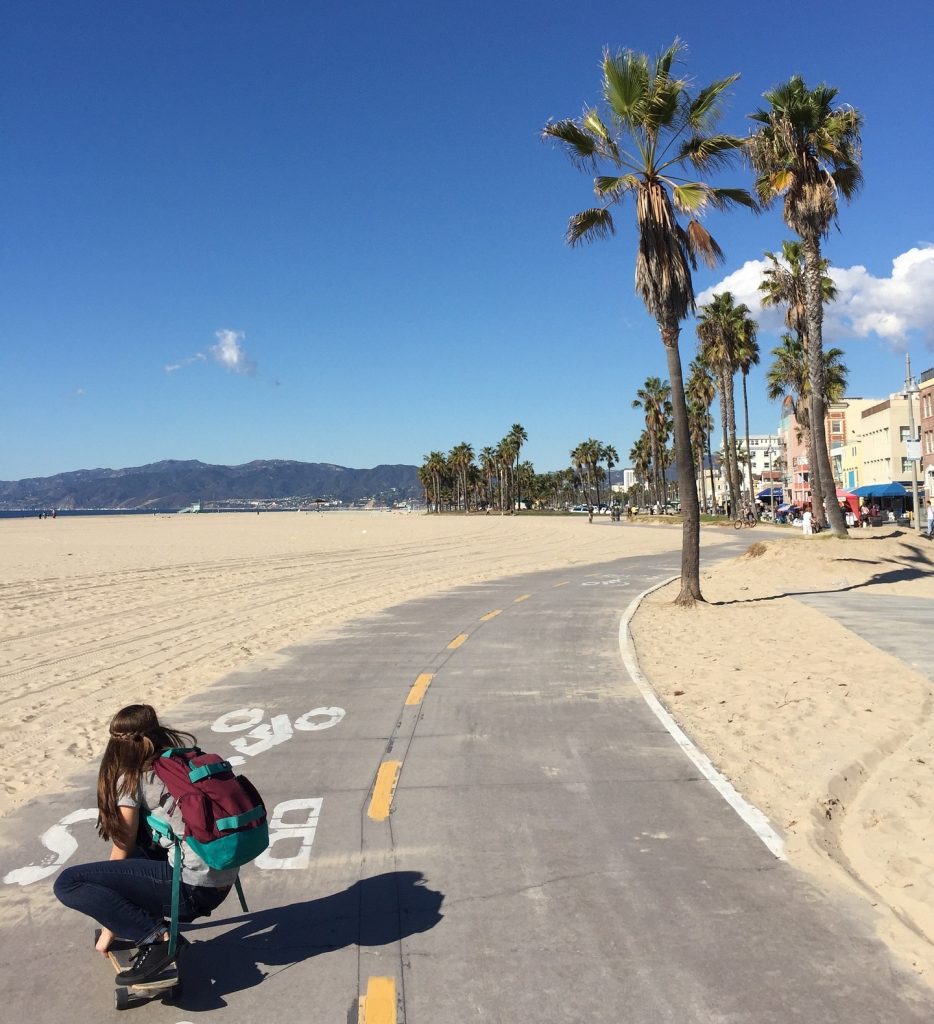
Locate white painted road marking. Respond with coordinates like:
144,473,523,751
619,580,785,860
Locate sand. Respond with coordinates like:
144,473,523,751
0,510,707,820
630,528,934,979
5,511,931,978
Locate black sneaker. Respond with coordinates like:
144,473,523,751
116,933,189,985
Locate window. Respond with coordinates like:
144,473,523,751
902,458,913,474
900,426,911,442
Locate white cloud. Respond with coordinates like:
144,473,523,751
74,387,86,396
165,330,257,376
697,245,934,350
210,329,256,375
165,353,207,374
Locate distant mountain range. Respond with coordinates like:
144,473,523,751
0,460,422,510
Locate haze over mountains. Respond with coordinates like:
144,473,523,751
0,460,421,510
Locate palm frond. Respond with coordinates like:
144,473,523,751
687,74,740,130
566,207,615,246
671,182,709,214
707,186,759,212
602,48,648,123
685,219,724,269
541,119,599,168
594,174,639,200
673,132,745,172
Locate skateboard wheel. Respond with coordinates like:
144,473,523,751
163,983,181,1003
115,987,130,1010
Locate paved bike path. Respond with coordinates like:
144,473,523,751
2,545,932,1022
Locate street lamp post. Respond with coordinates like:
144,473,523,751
767,437,775,521
905,353,922,534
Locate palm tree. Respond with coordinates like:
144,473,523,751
767,334,848,442
479,446,497,509
508,424,529,511
748,76,862,536
422,451,447,513
759,241,837,522
543,40,755,604
686,356,718,512
496,437,518,513
602,443,619,507
734,310,760,505
630,434,652,508
696,293,745,513
449,442,475,512
633,377,672,508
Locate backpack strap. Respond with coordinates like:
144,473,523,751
234,876,249,914
147,814,182,960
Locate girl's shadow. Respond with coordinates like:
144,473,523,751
178,870,443,1010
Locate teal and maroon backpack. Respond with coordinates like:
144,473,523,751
147,747,269,956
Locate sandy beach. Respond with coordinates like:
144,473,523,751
4,511,932,980
0,511,709,820
631,529,934,979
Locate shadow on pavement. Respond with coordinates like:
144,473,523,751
177,870,444,1010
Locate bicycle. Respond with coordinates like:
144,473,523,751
733,512,758,529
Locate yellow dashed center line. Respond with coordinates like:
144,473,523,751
514,593,531,603
447,632,469,649
358,976,396,1024
368,761,401,821
480,609,502,621
405,672,434,706
552,580,570,588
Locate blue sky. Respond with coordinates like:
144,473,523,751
3,1,933,480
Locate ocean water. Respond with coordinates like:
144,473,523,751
0,508,314,519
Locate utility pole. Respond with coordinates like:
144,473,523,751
905,353,922,533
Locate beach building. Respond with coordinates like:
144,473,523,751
857,395,917,488
779,396,879,504
919,367,934,496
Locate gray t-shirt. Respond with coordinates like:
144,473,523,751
118,771,239,888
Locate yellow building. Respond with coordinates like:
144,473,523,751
857,396,915,486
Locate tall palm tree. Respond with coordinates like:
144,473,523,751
696,293,745,513
602,443,619,506
497,437,518,513
422,451,447,513
543,40,755,604
449,442,475,512
734,309,760,504
759,241,837,522
748,76,862,536
508,423,529,511
686,356,718,512
629,434,652,508
479,446,497,509
687,398,711,514
633,377,672,507
767,334,848,439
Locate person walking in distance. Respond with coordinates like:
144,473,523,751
802,507,813,536
926,499,934,539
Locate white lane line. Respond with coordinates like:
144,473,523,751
619,577,785,860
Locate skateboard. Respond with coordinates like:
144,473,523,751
93,930,182,1011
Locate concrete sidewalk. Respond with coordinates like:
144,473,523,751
2,546,932,1022
796,591,934,681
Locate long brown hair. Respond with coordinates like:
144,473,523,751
96,705,196,842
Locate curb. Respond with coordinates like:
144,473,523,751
619,577,785,860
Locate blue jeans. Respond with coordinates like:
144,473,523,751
54,848,231,945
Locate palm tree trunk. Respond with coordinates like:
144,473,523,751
802,236,847,536
706,429,717,514
661,321,703,605
742,373,755,506
724,372,743,509
717,374,736,515
697,447,707,513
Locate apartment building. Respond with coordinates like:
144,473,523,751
857,396,917,486
919,367,934,495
